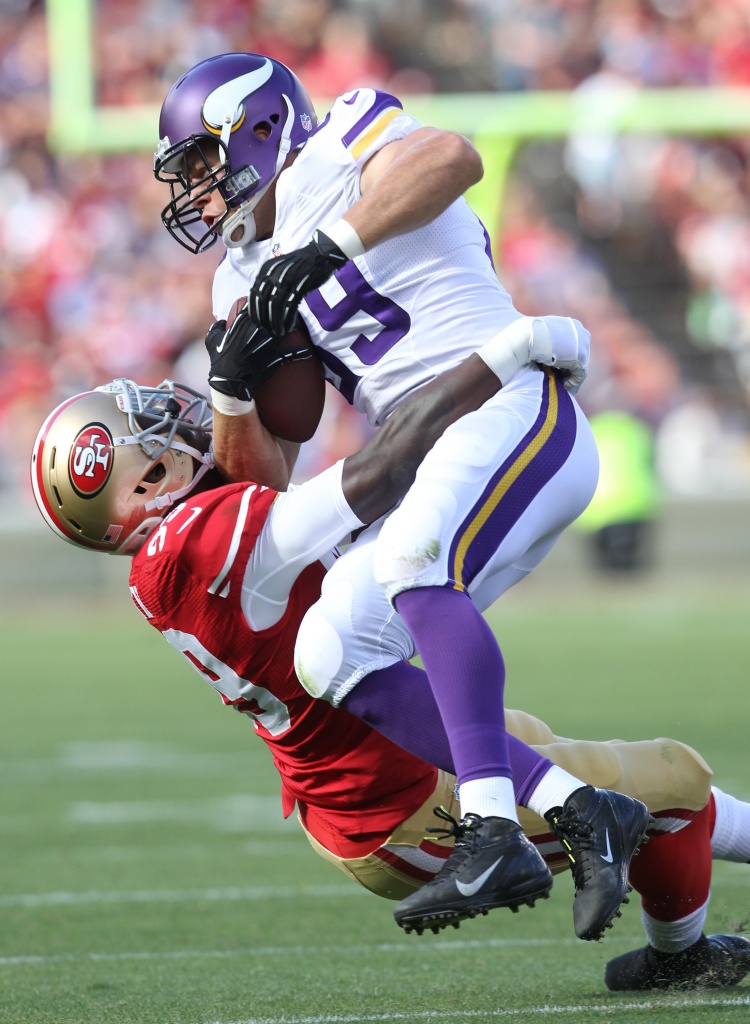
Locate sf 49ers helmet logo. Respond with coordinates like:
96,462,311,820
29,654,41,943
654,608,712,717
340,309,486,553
69,423,114,498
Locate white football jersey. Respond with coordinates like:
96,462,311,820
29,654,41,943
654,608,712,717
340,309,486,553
213,88,522,426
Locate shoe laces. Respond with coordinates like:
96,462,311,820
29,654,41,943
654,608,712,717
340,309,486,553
548,807,594,889
424,806,483,880
426,807,481,858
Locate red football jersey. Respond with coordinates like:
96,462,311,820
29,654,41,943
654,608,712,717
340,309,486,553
129,482,437,855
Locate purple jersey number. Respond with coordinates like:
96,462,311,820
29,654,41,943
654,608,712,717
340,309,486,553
305,263,410,366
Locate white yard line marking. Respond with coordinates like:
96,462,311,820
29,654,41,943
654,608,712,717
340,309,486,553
0,935,624,968
0,743,246,777
67,794,289,832
204,997,750,1024
0,883,365,908
4,936,749,1024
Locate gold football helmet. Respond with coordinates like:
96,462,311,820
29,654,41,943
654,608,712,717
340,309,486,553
31,379,214,554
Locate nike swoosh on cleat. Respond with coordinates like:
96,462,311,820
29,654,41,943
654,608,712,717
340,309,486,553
600,829,614,863
455,857,504,898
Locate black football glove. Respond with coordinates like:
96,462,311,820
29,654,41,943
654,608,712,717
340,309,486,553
248,230,349,335
205,304,311,402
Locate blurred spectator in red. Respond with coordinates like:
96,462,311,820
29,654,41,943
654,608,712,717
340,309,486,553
706,0,750,86
297,11,393,98
246,0,331,70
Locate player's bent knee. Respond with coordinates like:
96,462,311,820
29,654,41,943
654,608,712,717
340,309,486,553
372,495,452,591
645,737,713,811
608,736,713,812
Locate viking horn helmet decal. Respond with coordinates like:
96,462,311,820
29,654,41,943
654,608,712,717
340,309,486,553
201,58,274,134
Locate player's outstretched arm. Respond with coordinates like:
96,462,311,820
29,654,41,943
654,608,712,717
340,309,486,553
342,352,495,524
210,309,590,494
244,318,588,621
341,312,589,523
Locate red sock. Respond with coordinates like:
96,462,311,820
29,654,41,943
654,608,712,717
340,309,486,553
628,802,713,922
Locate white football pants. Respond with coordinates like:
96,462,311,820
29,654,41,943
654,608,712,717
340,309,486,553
295,366,599,705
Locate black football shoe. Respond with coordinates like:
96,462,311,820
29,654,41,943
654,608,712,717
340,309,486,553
393,809,553,936
544,786,652,941
605,934,750,991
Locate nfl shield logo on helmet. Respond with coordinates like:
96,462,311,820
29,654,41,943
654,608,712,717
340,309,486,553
300,113,312,132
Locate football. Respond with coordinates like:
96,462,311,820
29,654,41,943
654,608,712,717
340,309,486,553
253,321,326,444
222,298,325,443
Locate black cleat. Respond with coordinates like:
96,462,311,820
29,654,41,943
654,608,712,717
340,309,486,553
605,933,750,991
393,809,553,935
545,786,652,941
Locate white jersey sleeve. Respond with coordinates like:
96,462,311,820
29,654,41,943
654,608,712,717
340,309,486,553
324,87,420,173
241,461,364,631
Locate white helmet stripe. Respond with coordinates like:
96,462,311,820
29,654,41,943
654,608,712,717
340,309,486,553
202,59,274,131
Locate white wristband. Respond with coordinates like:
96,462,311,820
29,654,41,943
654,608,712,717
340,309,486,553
475,317,543,385
210,388,256,417
475,326,526,385
323,218,366,259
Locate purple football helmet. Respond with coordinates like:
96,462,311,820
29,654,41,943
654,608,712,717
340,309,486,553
154,53,317,253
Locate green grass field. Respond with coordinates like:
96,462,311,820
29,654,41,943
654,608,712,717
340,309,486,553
1,574,748,1024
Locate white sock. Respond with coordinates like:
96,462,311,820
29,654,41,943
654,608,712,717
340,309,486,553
524,765,588,819
711,786,750,862
459,776,519,823
641,898,709,954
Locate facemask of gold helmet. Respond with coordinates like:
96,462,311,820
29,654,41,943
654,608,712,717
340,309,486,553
31,379,214,555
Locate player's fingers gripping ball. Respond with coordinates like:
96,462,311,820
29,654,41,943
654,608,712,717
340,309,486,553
207,293,325,440
205,303,281,402
248,229,351,335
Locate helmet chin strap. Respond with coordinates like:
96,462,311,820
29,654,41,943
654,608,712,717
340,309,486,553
143,447,215,512
144,458,213,512
222,94,296,250
221,181,270,248
113,433,215,514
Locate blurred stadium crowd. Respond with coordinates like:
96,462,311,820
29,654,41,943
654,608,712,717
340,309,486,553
2,0,750,508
